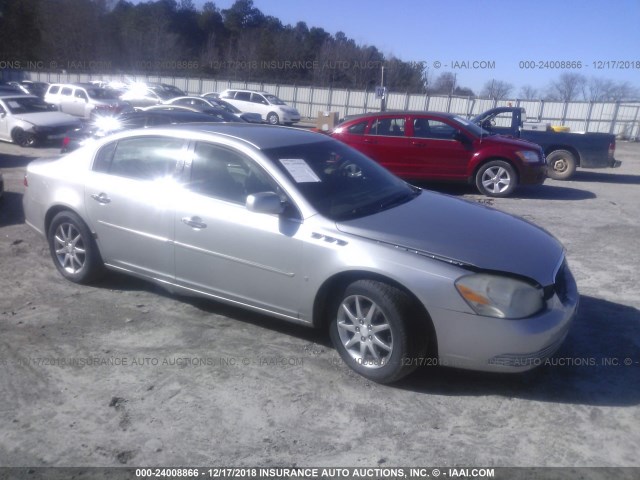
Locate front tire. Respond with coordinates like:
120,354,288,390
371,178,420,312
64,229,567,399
11,128,36,148
47,211,104,284
475,160,517,197
329,280,420,384
546,149,577,180
266,112,279,125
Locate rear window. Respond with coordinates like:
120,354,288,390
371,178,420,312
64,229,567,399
94,136,185,180
48,85,60,95
347,120,368,135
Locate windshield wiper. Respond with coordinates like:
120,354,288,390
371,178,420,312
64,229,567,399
378,189,420,211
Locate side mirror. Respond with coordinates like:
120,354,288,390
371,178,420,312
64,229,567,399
481,119,492,129
246,192,284,215
453,131,467,143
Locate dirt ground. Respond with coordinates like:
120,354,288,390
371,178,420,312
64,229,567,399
0,139,639,469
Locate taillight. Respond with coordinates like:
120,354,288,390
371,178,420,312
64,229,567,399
23,175,28,187
608,142,615,159
62,136,70,147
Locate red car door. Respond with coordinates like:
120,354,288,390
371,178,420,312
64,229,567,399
407,115,474,180
359,115,413,176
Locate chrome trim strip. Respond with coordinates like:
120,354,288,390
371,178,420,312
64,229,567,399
98,220,295,277
104,263,307,325
174,241,295,277
98,220,172,243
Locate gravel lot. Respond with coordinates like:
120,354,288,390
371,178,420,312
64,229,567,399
0,138,639,469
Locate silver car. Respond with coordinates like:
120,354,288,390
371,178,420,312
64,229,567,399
23,124,578,383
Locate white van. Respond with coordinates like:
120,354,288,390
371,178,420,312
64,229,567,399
219,89,300,125
44,83,131,119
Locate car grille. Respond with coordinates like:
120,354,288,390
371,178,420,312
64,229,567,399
46,125,77,135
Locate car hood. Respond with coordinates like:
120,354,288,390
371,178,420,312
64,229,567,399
12,111,80,127
336,191,563,286
480,133,541,150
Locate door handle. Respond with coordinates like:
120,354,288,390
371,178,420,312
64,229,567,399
181,216,207,229
363,138,377,144
90,192,111,204
411,141,427,147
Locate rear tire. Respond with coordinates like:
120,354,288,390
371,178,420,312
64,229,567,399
329,279,421,384
47,211,104,284
546,149,577,180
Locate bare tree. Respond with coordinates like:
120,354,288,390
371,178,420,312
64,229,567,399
430,72,456,95
546,73,586,101
481,79,513,100
519,85,538,100
607,81,639,102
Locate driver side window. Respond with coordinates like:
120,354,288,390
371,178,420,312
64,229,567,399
413,119,456,140
188,143,278,204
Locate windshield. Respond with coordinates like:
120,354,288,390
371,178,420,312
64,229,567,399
215,100,241,114
263,140,420,221
451,115,490,137
2,96,54,114
149,88,174,100
264,94,286,105
87,88,120,100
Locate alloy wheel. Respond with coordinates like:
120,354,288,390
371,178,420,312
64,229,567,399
53,222,87,274
336,294,394,368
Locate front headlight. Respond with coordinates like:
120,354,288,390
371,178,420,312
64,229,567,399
515,150,540,163
455,273,544,319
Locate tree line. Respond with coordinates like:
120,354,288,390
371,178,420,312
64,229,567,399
0,0,428,92
1,0,637,100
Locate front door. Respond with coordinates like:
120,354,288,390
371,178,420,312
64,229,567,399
408,117,474,180
173,141,303,318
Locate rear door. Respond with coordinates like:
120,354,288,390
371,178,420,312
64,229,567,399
83,135,187,281
359,115,412,176
0,100,9,141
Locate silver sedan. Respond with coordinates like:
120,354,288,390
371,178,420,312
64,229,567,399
23,124,578,383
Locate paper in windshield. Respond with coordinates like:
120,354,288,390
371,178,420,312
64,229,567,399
279,159,321,183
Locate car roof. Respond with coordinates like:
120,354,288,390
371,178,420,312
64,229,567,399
223,89,270,95
0,93,38,100
342,111,461,122
123,110,214,120
148,123,327,150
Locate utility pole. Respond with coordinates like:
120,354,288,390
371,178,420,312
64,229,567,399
381,65,386,111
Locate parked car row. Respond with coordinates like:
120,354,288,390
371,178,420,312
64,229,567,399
1,82,297,149
61,107,241,152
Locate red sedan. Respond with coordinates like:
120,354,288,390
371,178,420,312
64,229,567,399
330,111,547,197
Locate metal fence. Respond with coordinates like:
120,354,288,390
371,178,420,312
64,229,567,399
21,71,640,139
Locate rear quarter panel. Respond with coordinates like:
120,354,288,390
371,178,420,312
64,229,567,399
24,152,92,235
